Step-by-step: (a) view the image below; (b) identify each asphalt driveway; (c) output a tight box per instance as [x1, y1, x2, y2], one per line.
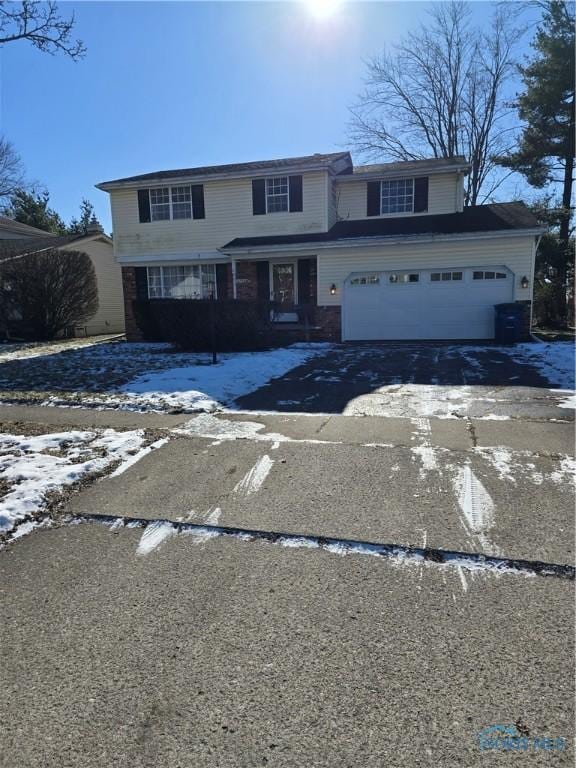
[235, 343, 574, 419]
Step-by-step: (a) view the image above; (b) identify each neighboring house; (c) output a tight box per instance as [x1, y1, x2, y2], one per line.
[0, 216, 56, 239]
[0, 221, 125, 337]
[97, 152, 543, 342]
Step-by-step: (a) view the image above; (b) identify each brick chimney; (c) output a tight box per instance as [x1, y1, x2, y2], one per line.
[85, 215, 104, 235]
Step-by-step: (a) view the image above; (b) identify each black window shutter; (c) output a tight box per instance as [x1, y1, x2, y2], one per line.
[252, 179, 266, 215]
[215, 263, 228, 299]
[366, 181, 381, 216]
[289, 175, 303, 212]
[135, 267, 149, 299]
[414, 177, 429, 212]
[298, 258, 312, 304]
[256, 261, 270, 300]
[137, 189, 151, 223]
[191, 185, 205, 219]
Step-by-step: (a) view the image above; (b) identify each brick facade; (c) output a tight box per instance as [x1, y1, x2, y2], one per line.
[235, 262, 259, 301]
[121, 266, 144, 341]
[121, 260, 342, 343]
[309, 306, 341, 341]
[516, 300, 532, 340]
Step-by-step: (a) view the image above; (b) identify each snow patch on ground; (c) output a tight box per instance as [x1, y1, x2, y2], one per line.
[118, 343, 331, 412]
[475, 447, 516, 483]
[553, 390, 576, 410]
[175, 413, 288, 442]
[452, 463, 498, 555]
[136, 521, 176, 555]
[234, 455, 274, 496]
[410, 417, 442, 478]
[511, 341, 575, 390]
[0, 428, 151, 535]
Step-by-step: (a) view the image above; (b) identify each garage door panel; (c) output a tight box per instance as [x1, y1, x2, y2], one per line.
[343, 268, 513, 341]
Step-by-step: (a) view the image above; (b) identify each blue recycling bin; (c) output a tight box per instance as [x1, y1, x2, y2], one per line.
[494, 303, 524, 344]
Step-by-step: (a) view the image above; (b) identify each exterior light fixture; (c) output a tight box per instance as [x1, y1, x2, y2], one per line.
[330, 283, 337, 295]
[521, 275, 529, 289]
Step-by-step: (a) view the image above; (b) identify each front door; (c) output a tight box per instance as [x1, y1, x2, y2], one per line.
[271, 263, 298, 321]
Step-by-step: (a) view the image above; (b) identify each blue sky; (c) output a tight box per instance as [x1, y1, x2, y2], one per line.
[3, 1, 538, 231]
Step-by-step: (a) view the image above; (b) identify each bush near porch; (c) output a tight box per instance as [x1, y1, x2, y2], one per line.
[133, 299, 275, 351]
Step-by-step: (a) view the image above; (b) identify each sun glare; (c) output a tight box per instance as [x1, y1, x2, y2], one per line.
[305, 0, 341, 20]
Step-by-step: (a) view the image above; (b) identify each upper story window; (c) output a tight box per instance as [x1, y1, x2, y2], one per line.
[266, 177, 289, 213]
[252, 175, 303, 215]
[171, 186, 192, 219]
[138, 185, 205, 223]
[367, 176, 428, 217]
[381, 179, 414, 215]
[150, 187, 171, 221]
[147, 264, 216, 299]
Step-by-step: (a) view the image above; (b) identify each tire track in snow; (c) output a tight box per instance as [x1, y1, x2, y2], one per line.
[453, 463, 499, 555]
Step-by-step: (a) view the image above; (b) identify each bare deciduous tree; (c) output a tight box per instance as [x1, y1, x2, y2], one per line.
[348, 1, 524, 205]
[0, 249, 98, 340]
[0, 137, 25, 199]
[0, 1, 85, 59]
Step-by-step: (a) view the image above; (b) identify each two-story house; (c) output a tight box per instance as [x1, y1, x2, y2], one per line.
[97, 151, 543, 342]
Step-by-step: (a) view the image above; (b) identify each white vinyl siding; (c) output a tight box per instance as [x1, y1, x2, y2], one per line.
[59, 238, 125, 335]
[317, 235, 535, 305]
[147, 264, 216, 299]
[110, 171, 329, 261]
[335, 173, 460, 220]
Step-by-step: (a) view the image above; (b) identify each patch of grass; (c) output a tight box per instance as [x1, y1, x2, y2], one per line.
[532, 327, 576, 342]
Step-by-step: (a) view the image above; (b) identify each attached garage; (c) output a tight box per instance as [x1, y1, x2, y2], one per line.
[343, 267, 514, 341]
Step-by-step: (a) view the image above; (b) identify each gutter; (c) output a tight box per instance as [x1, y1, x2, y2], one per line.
[335, 164, 471, 183]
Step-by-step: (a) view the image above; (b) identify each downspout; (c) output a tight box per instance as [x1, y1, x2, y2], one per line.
[530, 234, 542, 334]
[231, 258, 237, 299]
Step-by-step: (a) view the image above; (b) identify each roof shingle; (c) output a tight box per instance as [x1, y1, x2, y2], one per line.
[223, 203, 542, 250]
[98, 152, 352, 187]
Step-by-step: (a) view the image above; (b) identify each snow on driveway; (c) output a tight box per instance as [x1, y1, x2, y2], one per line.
[343, 342, 575, 419]
[0, 428, 164, 536]
[511, 342, 575, 390]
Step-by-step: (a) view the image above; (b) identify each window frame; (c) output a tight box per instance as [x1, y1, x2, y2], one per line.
[149, 187, 171, 222]
[149, 186, 194, 222]
[473, 270, 508, 281]
[265, 176, 290, 214]
[388, 272, 420, 285]
[146, 264, 217, 300]
[430, 271, 464, 282]
[380, 178, 415, 216]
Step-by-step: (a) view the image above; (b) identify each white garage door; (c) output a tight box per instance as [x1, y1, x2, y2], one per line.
[343, 267, 514, 341]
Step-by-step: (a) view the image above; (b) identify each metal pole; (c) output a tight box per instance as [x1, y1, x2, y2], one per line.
[210, 290, 217, 364]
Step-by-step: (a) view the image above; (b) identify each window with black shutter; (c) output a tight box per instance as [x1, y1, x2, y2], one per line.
[137, 190, 151, 223]
[289, 175, 303, 212]
[252, 179, 266, 215]
[413, 177, 429, 213]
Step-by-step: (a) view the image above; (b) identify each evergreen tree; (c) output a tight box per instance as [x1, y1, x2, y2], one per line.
[500, 1, 575, 323]
[2, 189, 66, 234]
[67, 199, 95, 234]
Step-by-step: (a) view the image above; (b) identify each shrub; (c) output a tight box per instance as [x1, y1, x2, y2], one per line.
[133, 299, 273, 351]
[0, 249, 98, 340]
